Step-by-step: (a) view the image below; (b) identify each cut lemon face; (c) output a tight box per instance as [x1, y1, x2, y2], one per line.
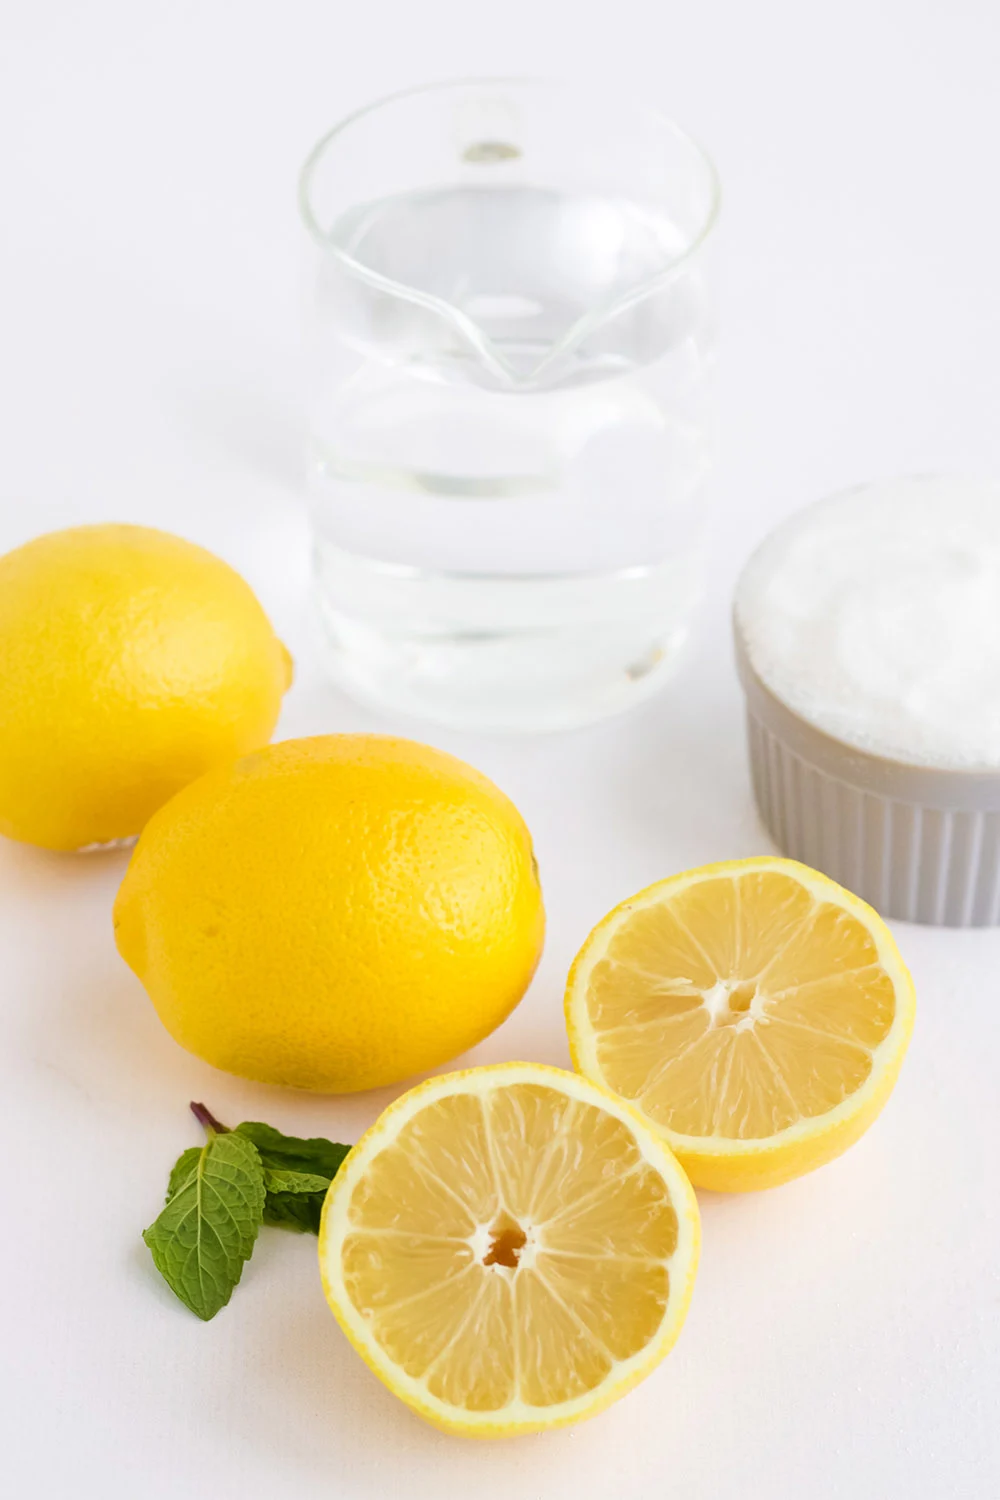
[318, 1063, 699, 1436]
[566, 859, 915, 1192]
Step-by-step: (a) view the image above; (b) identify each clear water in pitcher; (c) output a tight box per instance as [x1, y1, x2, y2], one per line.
[309, 184, 715, 732]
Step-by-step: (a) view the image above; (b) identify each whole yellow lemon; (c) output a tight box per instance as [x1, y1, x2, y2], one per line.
[0, 524, 292, 850]
[113, 735, 545, 1092]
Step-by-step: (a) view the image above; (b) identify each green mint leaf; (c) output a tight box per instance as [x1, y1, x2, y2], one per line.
[262, 1190, 325, 1234]
[262, 1167, 333, 1195]
[143, 1131, 266, 1320]
[260, 1168, 336, 1234]
[165, 1146, 203, 1203]
[235, 1122, 350, 1236]
[233, 1121, 350, 1180]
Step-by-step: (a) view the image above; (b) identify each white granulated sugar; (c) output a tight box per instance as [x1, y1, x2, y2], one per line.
[735, 476, 1000, 770]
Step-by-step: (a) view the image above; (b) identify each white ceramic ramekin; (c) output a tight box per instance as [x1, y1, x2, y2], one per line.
[734, 629, 1000, 926]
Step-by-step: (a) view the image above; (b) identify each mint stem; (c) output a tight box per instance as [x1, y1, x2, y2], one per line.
[190, 1101, 228, 1136]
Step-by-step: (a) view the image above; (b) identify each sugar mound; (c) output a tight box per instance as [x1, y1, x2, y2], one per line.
[735, 476, 1000, 770]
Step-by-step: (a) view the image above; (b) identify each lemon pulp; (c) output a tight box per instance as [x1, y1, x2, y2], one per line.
[319, 1064, 699, 1435]
[566, 859, 915, 1191]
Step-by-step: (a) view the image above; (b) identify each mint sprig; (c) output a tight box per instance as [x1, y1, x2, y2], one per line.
[143, 1103, 351, 1319]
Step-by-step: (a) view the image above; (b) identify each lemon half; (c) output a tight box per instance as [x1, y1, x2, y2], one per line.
[318, 1063, 699, 1436]
[566, 858, 915, 1192]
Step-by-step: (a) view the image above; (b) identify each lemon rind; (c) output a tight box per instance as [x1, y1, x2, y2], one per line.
[565, 858, 916, 1170]
[318, 1061, 700, 1437]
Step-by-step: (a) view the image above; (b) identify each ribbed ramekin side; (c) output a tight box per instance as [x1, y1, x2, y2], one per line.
[745, 708, 1000, 927]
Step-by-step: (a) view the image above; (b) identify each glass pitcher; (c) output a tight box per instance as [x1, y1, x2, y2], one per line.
[299, 79, 719, 732]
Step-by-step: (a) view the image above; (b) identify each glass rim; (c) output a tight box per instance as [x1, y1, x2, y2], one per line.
[297, 77, 720, 387]
[299, 74, 720, 255]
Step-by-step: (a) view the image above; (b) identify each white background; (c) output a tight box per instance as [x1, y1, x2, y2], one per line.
[2, 3, 1000, 1496]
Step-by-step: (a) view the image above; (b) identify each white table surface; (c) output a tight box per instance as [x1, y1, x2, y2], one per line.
[3, 4, 1000, 1496]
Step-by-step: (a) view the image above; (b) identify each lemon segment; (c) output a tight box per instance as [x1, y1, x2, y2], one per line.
[565, 859, 915, 1191]
[318, 1063, 699, 1436]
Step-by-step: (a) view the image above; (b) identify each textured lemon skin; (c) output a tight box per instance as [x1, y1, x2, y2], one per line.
[0, 524, 291, 850]
[566, 858, 917, 1192]
[113, 736, 545, 1092]
[318, 1063, 700, 1438]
